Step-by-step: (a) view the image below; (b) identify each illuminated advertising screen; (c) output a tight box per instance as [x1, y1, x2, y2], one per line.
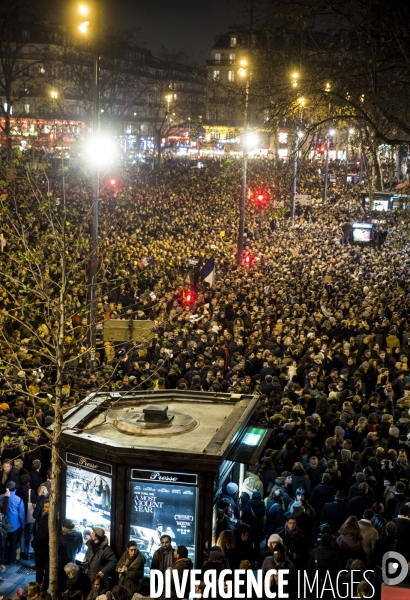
[372, 200, 389, 211]
[65, 453, 112, 561]
[352, 224, 373, 243]
[129, 469, 197, 576]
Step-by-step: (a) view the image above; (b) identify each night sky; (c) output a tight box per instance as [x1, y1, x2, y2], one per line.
[55, 0, 248, 62]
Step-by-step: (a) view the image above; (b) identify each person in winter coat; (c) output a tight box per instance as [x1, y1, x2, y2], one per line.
[259, 457, 277, 497]
[86, 573, 109, 600]
[16, 474, 37, 559]
[116, 541, 146, 596]
[169, 545, 193, 599]
[358, 510, 378, 566]
[62, 563, 92, 600]
[321, 490, 349, 534]
[60, 519, 83, 564]
[83, 527, 117, 582]
[31, 499, 50, 591]
[373, 522, 407, 568]
[310, 473, 336, 520]
[265, 489, 285, 537]
[151, 534, 174, 573]
[267, 543, 296, 599]
[291, 463, 312, 497]
[241, 491, 266, 556]
[0, 481, 25, 564]
[335, 516, 366, 565]
[347, 483, 374, 521]
[276, 514, 309, 572]
[371, 503, 387, 537]
[307, 533, 341, 581]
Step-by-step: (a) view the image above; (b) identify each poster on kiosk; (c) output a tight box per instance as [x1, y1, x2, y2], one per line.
[129, 469, 198, 576]
[65, 453, 113, 561]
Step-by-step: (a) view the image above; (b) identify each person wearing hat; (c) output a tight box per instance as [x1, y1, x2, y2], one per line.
[224, 482, 240, 519]
[83, 527, 117, 583]
[321, 490, 349, 535]
[261, 533, 283, 580]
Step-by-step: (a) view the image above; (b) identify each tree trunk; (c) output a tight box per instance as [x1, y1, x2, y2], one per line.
[372, 149, 383, 191]
[157, 132, 162, 170]
[48, 171, 67, 600]
[5, 111, 12, 162]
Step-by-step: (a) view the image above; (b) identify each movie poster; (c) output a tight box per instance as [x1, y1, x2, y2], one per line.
[66, 465, 112, 561]
[129, 480, 197, 576]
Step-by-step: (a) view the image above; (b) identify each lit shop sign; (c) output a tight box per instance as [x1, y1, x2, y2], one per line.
[66, 452, 112, 475]
[131, 469, 197, 486]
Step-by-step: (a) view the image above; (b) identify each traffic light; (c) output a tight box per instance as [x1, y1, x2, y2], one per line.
[183, 290, 195, 304]
[316, 145, 325, 154]
[253, 190, 269, 206]
[109, 178, 116, 186]
[243, 254, 253, 266]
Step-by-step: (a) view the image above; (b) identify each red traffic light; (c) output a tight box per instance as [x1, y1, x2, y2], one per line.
[110, 178, 116, 185]
[244, 254, 253, 266]
[253, 190, 268, 206]
[183, 290, 195, 304]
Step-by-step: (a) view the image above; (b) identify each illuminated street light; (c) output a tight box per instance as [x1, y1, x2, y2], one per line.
[84, 134, 116, 167]
[79, 4, 88, 15]
[50, 90, 58, 99]
[240, 59, 248, 67]
[349, 128, 355, 134]
[329, 129, 335, 136]
[78, 20, 90, 33]
[243, 131, 258, 148]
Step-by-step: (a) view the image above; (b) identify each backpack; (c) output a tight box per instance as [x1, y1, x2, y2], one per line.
[0, 512, 13, 533]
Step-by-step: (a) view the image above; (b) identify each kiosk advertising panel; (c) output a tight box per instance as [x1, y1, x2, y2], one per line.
[65, 453, 113, 561]
[129, 469, 197, 575]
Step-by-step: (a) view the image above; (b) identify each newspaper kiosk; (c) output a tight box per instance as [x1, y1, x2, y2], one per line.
[60, 390, 268, 571]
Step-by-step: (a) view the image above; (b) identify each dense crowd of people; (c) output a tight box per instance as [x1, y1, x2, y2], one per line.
[1, 156, 410, 598]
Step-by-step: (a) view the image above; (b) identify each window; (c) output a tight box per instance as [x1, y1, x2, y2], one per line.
[24, 104, 30, 114]
[228, 70, 235, 82]
[213, 70, 220, 81]
[230, 36, 237, 47]
[214, 53, 221, 63]
[22, 30, 30, 41]
[229, 53, 236, 62]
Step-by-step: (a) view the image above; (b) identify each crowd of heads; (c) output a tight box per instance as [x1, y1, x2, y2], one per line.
[0, 156, 410, 597]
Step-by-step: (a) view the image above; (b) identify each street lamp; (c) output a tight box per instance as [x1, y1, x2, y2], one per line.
[78, 1, 101, 361]
[237, 59, 251, 266]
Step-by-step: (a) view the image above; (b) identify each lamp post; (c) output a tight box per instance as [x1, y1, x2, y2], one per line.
[78, 1, 101, 360]
[323, 128, 335, 205]
[237, 59, 250, 267]
[345, 128, 354, 187]
[291, 73, 298, 227]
